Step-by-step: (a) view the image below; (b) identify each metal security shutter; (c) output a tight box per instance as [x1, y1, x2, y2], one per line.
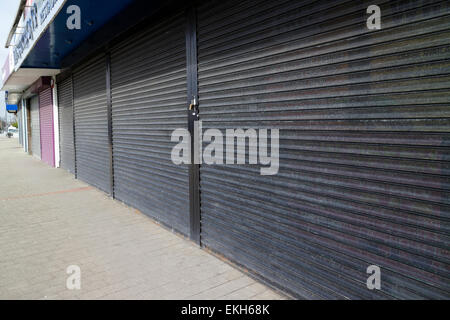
[39, 87, 55, 167]
[58, 76, 75, 174]
[197, 0, 450, 299]
[110, 13, 190, 235]
[73, 54, 111, 193]
[18, 104, 23, 145]
[30, 95, 40, 159]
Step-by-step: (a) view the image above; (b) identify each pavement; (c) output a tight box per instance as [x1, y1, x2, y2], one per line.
[0, 137, 285, 300]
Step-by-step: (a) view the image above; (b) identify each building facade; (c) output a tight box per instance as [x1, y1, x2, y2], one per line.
[1, 0, 449, 299]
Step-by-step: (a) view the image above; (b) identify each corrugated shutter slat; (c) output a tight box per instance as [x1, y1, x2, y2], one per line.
[110, 12, 190, 236]
[30, 96, 40, 158]
[39, 88, 54, 167]
[58, 76, 75, 174]
[73, 55, 111, 193]
[197, 0, 450, 299]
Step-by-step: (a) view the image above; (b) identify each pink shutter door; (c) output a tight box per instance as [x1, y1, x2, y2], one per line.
[39, 88, 55, 167]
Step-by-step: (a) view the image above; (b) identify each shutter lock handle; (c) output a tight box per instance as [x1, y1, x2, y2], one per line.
[189, 97, 198, 114]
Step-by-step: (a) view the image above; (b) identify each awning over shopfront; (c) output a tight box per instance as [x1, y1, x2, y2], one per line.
[1, 0, 137, 94]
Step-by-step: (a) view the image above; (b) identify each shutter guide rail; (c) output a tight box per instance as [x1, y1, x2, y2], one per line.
[106, 52, 115, 198]
[72, 75, 77, 179]
[186, 6, 201, 245]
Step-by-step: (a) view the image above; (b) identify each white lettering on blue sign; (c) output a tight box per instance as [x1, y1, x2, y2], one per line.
[13, 0, 60, 65]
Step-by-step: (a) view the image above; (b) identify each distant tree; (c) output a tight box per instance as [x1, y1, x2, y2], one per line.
[11, 120, 18, 128]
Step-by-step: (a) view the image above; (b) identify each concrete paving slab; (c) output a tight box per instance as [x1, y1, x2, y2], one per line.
[0, 137, 286, 300]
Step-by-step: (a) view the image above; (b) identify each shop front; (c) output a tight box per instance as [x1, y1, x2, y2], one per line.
[1, 0, 449, 299]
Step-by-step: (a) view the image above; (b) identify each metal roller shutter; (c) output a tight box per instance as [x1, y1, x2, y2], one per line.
[18, 104, 23, 145]
[58, 76, 75, 174]
[30, 95, 40, 159]
[110, 13, 190, 236]
[197, 0, 450, 299]
[39, 88, 55, 167]
[73, 54, 111, 194]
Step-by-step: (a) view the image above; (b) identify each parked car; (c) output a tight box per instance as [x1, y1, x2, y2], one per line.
[7, 126, 18, 138]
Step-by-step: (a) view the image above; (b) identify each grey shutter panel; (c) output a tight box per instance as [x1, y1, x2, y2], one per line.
[73, 54, 111, 194]
[110, 13, 190, 236]
[197, 0, 450, 299]
[30, 95, 40, 159]
[58, 76, 75, 174]
[18, 104, 22, 145]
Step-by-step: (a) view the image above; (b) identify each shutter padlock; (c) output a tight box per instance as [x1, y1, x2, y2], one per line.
[189, 97, 197, 110]
[189, 97, 198, 115]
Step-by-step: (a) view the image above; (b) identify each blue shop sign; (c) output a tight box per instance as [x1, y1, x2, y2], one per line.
[6, 104, 18, 112]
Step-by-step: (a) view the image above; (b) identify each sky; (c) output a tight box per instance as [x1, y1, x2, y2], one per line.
[0, 0, 21, 122]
